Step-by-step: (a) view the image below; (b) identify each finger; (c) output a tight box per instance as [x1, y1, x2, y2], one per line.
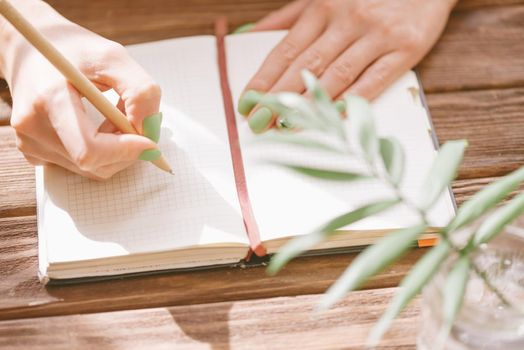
[243, 3, 328, 94]
[21, 137, 130, 181]
[89, 46, 161, 134]
[46, 84, 156, 172]
[252, 0, 311, 31]
[116, 97, 126, 114]
[319, 36, 387, 99]
[15, 133, 69, 162]
[46, 84, 99, 162]
[10, 105, 70, 159]
[268, 26, 357, 94]
[96, 97, 127, 133]
[23, 154, 47, 166]
[98, 119, 119, 134]
[93, 160, 136, 180]
[340, 52, 410, 101]
[21, 145, 103, 180]
[92, 132, 158, 167]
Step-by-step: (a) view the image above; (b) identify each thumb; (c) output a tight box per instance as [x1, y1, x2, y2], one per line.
[94, 132, 161, 166]
[253, 0, 310, 31]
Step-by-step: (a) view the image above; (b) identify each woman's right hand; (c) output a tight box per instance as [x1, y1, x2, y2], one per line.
[1, 0, 161, 180]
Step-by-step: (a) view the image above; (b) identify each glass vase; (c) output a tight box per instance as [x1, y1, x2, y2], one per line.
[417, 218, 524, 350]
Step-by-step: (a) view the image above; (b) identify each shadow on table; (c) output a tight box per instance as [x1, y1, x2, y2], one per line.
[168, 302, 233, 350]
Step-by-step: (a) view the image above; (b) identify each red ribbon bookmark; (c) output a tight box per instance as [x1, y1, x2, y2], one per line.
[215, 17, 267, 258]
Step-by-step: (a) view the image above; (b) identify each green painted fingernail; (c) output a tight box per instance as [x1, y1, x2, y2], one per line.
[238, 90, 263, 116]
[139, 149, 161, 161]
[335, 100, 346, 113]
[143, 112, 163, 143]
[233, 23, 255, 34]
[249, 107, 273, 133]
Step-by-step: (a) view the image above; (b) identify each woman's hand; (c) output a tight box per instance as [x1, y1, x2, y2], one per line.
[241, 0, 457, 132]
[0, 0, 160, 180]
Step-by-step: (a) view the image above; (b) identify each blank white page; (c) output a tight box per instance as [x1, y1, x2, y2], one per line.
[226, 31, 455, 241]
[38, 36, 248, 264]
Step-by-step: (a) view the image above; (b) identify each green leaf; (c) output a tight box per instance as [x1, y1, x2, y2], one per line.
[316, 200, 400, 234]
[379, 137, 405, 185]
[302, 70, 327, 101]
[442, 255, 470, 332]
[345, 95, 378, 159]
[471, 192, 524, 248]
[447, 166, 524, 232]
[301, 70, 344, 136]
[274, 163, 369, 182]
[260, 93, 326, 131]
[267, 200, 400, 275]
[255, 132, 344, 154]
[418, 140, 468, 210]
[368, 240, 451, 346]
[317, 223, 427, 311]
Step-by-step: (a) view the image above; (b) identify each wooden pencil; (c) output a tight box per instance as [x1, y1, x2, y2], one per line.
[0, 0, 173, 174]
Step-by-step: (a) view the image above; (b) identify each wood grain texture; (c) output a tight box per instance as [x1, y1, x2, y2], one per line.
[457, 0, 524, 9]
[1, 1, 523, 102]
[418, 5, 524, 92]
[46, 0, 291, 43]
[0, 127, 35, 217]
[0, 214, 426, 320]
[428, 87, 524, 179]
[0, 288, 420, 350]
[0, 2, 522, 347]
[0, 175, 508, 320]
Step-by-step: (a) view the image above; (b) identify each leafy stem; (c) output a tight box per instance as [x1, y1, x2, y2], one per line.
[261, 71, 524, 346]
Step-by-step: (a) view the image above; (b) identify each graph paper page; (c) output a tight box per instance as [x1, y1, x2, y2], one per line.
[226, 31, 456, 241]
[39, 36, 248, 264]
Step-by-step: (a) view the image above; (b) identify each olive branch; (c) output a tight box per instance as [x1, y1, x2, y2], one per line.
[253, 71, 524, 346]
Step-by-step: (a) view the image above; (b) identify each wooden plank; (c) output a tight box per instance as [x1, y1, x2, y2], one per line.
[0, 174, 506, 320]
[0, 214, 426, 320]
[1, 3, 523, 111]
[45, 1, 524, 92]
[0, 127, 35, 218]
[457, 0, 524, 9]
[46, 0, 292, 43]
[419, 5, 524, 92]
[428, 87, 524, 179]
[0, 288, 420, 349]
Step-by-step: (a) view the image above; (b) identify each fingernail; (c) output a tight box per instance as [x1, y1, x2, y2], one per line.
[232, 23, 255, 34]
[249, 107, 273, 133]
[139, 149, 162, 161]
[238, 90, 263, 116]
[143, 112, 163, 143]
[334, 100, 346, 113]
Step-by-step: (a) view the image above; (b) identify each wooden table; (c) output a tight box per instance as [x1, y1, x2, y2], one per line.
[1, 1, 523, 348]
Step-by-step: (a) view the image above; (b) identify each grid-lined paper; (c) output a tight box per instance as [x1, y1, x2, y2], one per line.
[40, 36, 248, 264]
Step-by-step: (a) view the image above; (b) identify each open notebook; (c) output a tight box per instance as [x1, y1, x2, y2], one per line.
[37, 30, 456, 283]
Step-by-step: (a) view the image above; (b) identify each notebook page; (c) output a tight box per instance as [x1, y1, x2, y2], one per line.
[39, 36, 247, 264]
[226, 31, 455, 241]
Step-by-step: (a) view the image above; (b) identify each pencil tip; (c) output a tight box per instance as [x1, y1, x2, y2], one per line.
[169, 170, 175, 175]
